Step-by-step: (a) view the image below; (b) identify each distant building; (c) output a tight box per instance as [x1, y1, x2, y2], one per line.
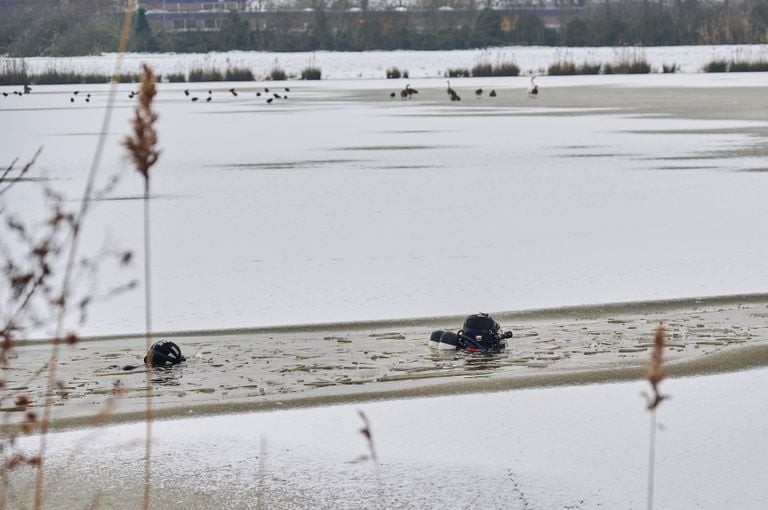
[139, 0, 247, 11]
[145, 5, 586, 33]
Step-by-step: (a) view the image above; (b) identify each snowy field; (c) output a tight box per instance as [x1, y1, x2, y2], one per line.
[6, 44, 768, 78]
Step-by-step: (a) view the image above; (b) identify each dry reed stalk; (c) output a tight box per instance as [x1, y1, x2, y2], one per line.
[255, 436, 268, 510]
[645, 325, 668, 510]
[123, 62, 160, 510]
[124, 65, 159, 185]
[0, 148, 41, 198]
[32, 2, 138, 509]
[646, 326, 667, 411]
[358, 410, 381, 507]
[358, 410, 377, 463]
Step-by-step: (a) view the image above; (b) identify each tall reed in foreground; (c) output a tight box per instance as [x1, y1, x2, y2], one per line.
[358, 410, 381, 508]
[645, 325, 668, 510]
[33, 2, 138, 508]
[123, 63, 160, 510]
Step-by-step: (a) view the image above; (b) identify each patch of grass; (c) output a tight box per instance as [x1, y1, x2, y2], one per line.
[606, 47, 652, 75]
[445, 68, 470, 78]
[603, 60, 651, 74]
[162, 72, 186, 83]
[547, 60, 576, 75]
[0, 59, 28, 85]
[728, 60, 768, 72]
[28, 71, 109, 84]
[224, 67, 255, 81]
[470, 63, 493, 77]
[582, 63, 602, 74]
[661, 63, 680, 73]
[471, 62, 520, 77]
[703, 60, 728, 72]
[548, 61, 601, 75]
[114, 73, 141, 83]
[492, 62, 520, 76]
[300, 66, 322, 80]
[269, 66, 287, 81]
[188, 68, 224, 82]
[386, 67, 403, 79]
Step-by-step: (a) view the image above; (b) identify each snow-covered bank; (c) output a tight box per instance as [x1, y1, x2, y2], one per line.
[5, 44, 768, 79]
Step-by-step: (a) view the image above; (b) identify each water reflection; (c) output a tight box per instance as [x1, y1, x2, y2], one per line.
[462, 351, 504, 371]
[150, 366, 184, 387]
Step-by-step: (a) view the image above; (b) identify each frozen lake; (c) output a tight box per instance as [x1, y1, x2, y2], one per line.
[2, 67, 768, 338]
[9, 366, 768, 509]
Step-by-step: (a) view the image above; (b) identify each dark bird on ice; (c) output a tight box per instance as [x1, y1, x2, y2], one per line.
[489, 89, 497, 97]
[446, 80, 461, 101]
[528, 77, 539, 98]
[400, 84, 418, 99]
[191, 96, 199, 102]
[266, 97, 273, 104]
[229, 88, 237, 97]
[256, 92, 261, 97]
[389, 92, 396, 98]
[475, 88, 483, 97]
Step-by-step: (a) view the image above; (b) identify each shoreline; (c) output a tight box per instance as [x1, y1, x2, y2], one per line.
[4, 293, 768, 432]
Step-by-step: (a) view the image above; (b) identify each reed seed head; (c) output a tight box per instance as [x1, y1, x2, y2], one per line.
[646, 325, 667, 410]
[123, 64, 159, 181]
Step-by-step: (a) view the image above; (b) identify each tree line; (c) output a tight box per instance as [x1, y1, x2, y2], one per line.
[1, 0, 767, 56]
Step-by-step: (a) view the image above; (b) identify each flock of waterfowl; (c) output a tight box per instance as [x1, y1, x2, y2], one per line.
[2, 78, 541, 105]
[392, 77, 540, 101]
[179, 86, 291, 104]
[1, 84, 32, 97]
[0, 84, 291, 105]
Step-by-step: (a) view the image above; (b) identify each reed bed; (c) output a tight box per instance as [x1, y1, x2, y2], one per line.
[445, 68, 470, 78]
[547, 60, 601, 75]
[269, 66, 287, 81]
[161, 72, 186, 83]
[471, 62, 520, 77]
[224, 67, 255, 81]
[188, 68, 224, 82]
[300, 66, 322, 80]
[385, 67, 408, 79]
[0, 65, 270, 85]
[603, 60, 651, 74]
[704, 59, 768, 72]
[0, 59, 28, 85]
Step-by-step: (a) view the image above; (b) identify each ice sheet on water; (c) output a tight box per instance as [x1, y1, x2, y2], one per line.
[13, 368, 768, 509]
[2, 74, 768, 337]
